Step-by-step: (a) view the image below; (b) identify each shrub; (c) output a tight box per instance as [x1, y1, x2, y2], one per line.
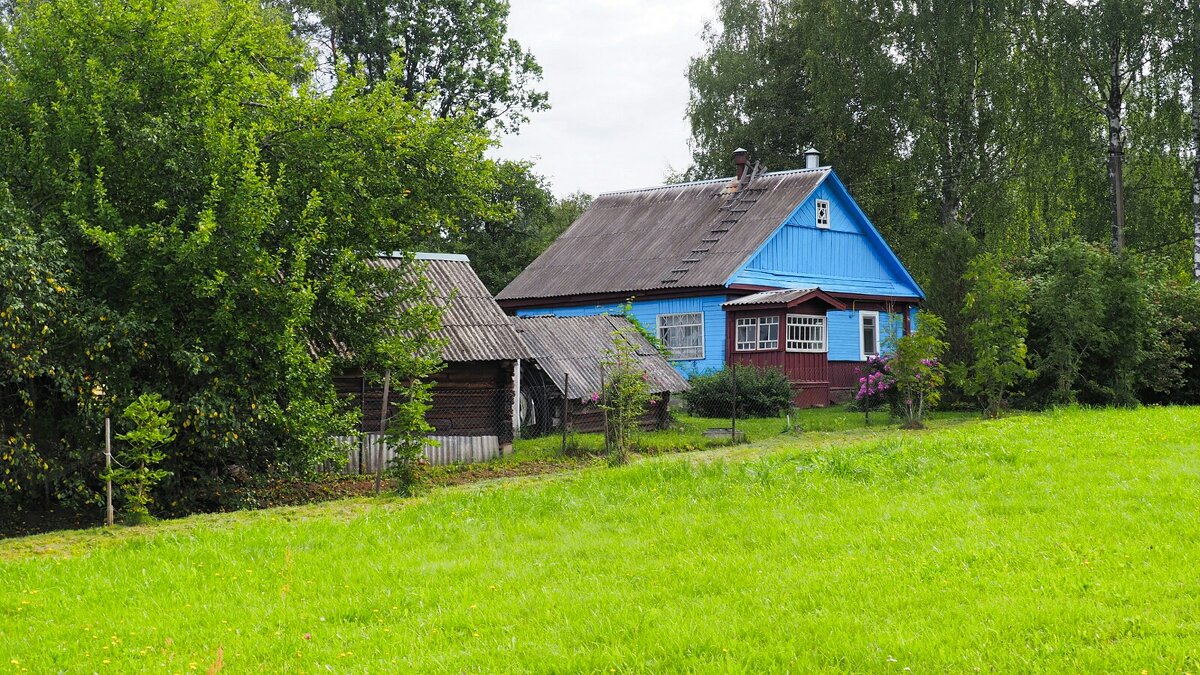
[852, 355, 893, 424]
[106, 393, 176, 524]
[600, 329, 656, 465]
[1022, 240, 1187, 407]
[959, 253, 1033, 418]
[682, 365, 793, 418]
[889, 313, 948, 428]
[384, 384, 434, 497]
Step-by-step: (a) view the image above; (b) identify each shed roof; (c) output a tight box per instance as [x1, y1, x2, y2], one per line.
[375, 253, 530, 363]
[722, 287, 847, 310]
[496, 168, 830, 302]
[514, 315, 689, 400]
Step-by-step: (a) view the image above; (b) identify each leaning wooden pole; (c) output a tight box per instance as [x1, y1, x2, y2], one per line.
[375, 370, 391, 496]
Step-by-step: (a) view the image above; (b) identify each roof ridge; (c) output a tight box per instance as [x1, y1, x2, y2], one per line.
[598, 166, 830, 197]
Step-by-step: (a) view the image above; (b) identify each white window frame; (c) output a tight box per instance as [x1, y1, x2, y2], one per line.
[735, 317, 759, 352]
[758, 316, 779, 350]
[860, 310, 880, 360]
[656, 312, 705, 361]
[815, 199, 831, 229]
[786, 314, 827, 353]
[735, 316, 781, 351]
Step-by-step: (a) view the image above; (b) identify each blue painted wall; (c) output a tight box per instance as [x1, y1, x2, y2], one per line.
[728, 174, 924, 298]
[516, 295, 728, 376]
[828, 310, 905, 362]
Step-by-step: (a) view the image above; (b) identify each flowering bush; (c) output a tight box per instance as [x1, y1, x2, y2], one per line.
[853, 355, 893, 424]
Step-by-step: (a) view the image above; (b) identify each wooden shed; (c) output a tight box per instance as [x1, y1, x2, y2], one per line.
[512, 315, 689, 435]
[336, 253, 530, 468]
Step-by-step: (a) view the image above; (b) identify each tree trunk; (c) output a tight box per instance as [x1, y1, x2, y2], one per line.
[1106, 41, 1127, 253]
[1192, 0, 1200, 280]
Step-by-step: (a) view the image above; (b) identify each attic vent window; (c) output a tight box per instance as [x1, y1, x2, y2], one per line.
[815, 199, 831, 229]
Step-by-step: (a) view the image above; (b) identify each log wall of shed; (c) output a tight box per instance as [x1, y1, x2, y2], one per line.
[336, 361, 516, 442]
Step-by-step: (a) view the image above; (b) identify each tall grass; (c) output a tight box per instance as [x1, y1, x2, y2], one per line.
[2, 407, 1198, 672]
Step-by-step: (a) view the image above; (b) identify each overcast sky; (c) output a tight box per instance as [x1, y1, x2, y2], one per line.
[490, 0, 718, 198]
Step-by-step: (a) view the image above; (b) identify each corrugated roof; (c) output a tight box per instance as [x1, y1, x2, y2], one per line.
[375, 254, 530, 362]
[496, 168, 829, 302]
[723, 288, 820, 307]
[514, 315, 690, 400]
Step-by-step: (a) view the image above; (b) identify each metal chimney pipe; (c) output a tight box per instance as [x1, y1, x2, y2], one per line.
[804, 147, 821, 170]
[733, 148, 749, 180]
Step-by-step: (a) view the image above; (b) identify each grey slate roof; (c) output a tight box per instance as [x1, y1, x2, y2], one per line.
[375, 253, 530, 363]
[496, 168, 830, 302]
[514, 315, 689, 400]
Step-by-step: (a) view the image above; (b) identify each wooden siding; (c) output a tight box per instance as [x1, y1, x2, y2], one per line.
[338, 361, 515, 443]
[829, 361, 862, 402]
[516, 295, 728, 375]
[724, 306, 832, 407]
[564, 393, 672, 434]
[727, 172, 924, 298]
[827, 310, 907, 361]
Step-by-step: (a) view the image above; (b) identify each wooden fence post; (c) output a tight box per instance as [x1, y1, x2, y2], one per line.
[561, 372, 569, 455]
[731, 364, 738, 442]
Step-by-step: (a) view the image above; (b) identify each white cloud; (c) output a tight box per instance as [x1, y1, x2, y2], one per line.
[490, 0, 717, 197]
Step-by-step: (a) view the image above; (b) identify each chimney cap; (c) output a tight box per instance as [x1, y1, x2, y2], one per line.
[804, 147, 821, 169]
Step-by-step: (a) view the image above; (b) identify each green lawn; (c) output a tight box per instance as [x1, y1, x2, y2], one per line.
[2, 407, 1199, 672]
[505, 406, 974, 460]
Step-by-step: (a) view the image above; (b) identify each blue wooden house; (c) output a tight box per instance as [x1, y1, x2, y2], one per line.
[496, 149, 924, 406]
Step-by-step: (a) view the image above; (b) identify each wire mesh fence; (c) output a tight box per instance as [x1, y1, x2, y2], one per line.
[332, 365, 800, 473]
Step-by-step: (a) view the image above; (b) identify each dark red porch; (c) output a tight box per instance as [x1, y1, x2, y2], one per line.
[722, 288, 847, 408]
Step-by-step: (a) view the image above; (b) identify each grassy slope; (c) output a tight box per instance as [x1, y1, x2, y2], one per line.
[2, 407, 1199, 672]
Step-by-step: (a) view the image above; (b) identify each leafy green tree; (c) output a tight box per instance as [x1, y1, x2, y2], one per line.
[430, 162, 589, 294]
[959, 254, 1033, 417]
[600, 329, 655, 465]
[888, 313, 948, 428]
[0, 0, 497, 508]
[1024, 240, 1110, 404]
[107, 393, 175, 523]
[289, 0, 547, 132]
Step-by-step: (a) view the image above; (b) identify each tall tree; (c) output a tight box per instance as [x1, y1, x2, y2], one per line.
[1188, 2, 1200, 278]
[1043, 0, 1171, 252]
[429, 162, 591, 293]
[288, 0, 547, 132]
[0, 0, 498, 508]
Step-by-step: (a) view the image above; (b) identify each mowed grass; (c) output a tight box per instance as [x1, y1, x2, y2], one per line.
[2, 407, 1199, 672]
[506, 406, 973, 460]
